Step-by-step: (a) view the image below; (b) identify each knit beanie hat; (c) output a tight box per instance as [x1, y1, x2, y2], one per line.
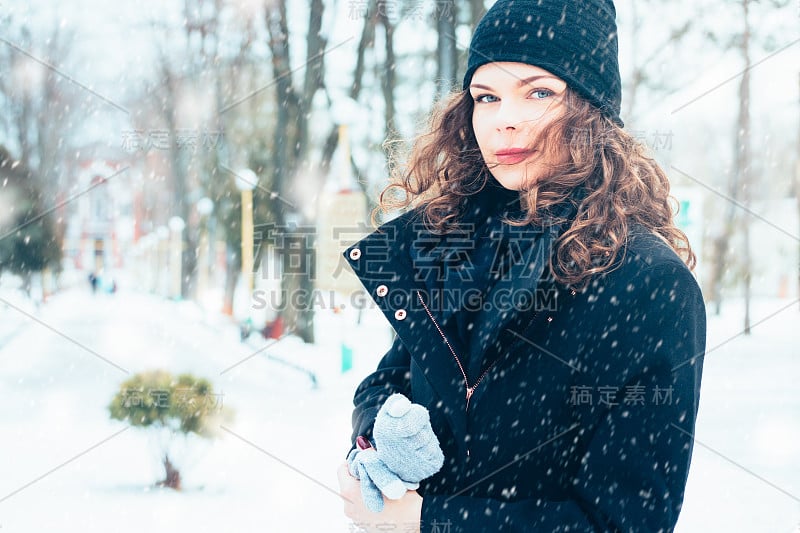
[463, 0, 624, 127]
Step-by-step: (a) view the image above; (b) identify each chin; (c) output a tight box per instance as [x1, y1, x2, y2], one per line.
[491, 162, 551, 191]
[490, 170, 529, 191]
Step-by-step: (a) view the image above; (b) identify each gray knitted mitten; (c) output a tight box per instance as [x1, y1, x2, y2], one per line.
[347, 393, 444, 512]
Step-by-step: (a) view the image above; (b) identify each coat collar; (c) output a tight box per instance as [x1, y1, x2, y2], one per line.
[343, 209, 471, 451]
[343, 206, 562, 453]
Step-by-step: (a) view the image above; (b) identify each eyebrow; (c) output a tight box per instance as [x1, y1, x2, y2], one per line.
[469, 75, 561, 91]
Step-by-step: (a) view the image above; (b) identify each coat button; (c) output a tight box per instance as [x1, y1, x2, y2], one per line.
[394, 309, 407, 321]
[376, 285, 388, 297]
[349, 248, 361, 260]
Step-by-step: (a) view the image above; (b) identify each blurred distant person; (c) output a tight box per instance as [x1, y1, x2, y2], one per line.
[88, 272, 98, 294]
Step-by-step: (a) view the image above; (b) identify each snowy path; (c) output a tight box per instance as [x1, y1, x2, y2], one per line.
[0, 287, 373, 532]
[0, 288, 798, 532]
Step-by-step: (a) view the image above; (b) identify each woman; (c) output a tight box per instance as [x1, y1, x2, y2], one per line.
[337, 0, 705, 531]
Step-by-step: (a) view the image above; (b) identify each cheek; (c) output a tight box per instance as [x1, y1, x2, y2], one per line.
[472, 115, 490, 153]
[533, 116, 567, 157]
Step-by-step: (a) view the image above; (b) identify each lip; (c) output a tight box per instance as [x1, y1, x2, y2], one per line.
[494, 148, 533, 165]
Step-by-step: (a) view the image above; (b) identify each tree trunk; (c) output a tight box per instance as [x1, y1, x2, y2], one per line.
[300, 0, 327, 158]
[378, 3, 397, 143]
[352, 1, 376, 100]
[467, 0, 486, 28]
[222, 242, 240, 316]
[436, 0, 457, 99]
[319, 0, 376, 177]
[796, 72, 800, 310]
[159, 60, 197, 299]
[709, 4, 752, 317]
[265, 0, 326, 344]
[739, 0, 752, 334]
[201, 1, 238, 311]
[22, 271, 32, 297]
[158, 454, 182, 490]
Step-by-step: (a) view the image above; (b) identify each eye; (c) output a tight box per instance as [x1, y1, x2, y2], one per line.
[530, 89, 555, 99]
[473, 94, 499, 104]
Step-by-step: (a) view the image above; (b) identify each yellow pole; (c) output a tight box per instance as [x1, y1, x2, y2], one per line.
[338, 124, 350, 189]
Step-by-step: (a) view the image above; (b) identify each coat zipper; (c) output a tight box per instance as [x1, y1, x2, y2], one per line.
[414, 287, 573, 457]
[416, 290, 541, 458]
[415, 290, 528, 413]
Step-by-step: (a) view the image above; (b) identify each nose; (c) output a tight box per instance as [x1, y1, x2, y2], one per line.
[495, 101, 521, 131]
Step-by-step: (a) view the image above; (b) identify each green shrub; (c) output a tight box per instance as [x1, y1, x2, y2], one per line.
[109, 370, 229, 489]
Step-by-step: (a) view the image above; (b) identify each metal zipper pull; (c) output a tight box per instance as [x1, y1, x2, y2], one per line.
[466, 386, 475, 458]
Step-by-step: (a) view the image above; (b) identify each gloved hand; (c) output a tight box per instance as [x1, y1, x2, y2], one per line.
[347, 393, 444, 513]
[346, 446, 420, 512]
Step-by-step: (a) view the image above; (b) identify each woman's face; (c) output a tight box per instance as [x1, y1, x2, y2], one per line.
[469, 62, 568, 191]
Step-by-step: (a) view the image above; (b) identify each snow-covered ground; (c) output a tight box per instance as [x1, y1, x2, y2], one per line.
[0, 286, 381, 532]
[0, 286, 798, 532]
[0, 285, 39, 349]
[678, 298, 800, 532]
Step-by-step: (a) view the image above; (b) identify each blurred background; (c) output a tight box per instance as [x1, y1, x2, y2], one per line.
[0, 0, 798, 531]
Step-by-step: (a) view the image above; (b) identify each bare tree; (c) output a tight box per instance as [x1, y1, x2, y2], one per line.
[137, 0, 276, 313]
[155, 52, 197, 298]
[704, 0, 755, 329]
[265, 0, 328, 343]
[318, 0, 376, 188]
[701, 0, 794, 321]
[736, 0, 753, 333]
[623, 0, 692, 123]
[796, 72, 800, 309]
[0, 21, 76, 282]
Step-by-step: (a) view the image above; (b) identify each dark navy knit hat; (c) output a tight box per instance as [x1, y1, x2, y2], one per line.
[463, 0, 624, 127]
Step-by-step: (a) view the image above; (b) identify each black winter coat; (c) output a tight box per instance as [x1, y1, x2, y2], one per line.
[343, 204, 706, 532]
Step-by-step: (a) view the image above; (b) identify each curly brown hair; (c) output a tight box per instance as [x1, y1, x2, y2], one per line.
[374, 89, 696, 290]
